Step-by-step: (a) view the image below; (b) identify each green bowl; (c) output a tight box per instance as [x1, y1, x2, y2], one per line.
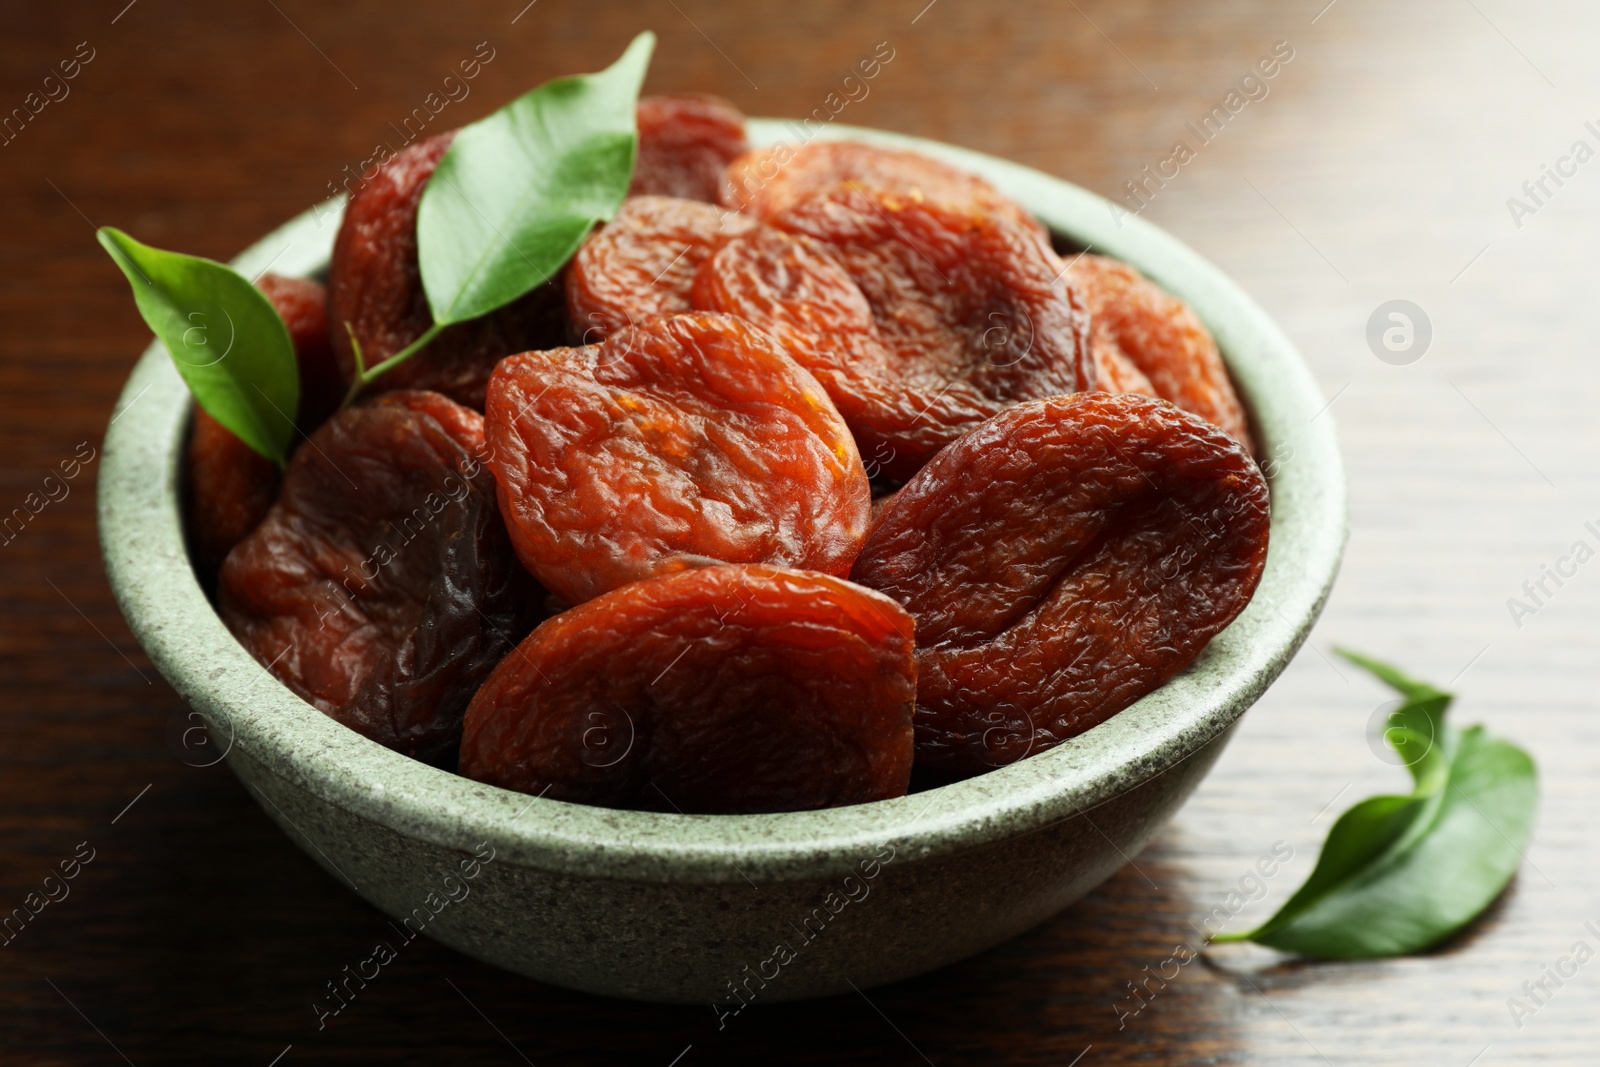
[97, 121, 1345, 1004]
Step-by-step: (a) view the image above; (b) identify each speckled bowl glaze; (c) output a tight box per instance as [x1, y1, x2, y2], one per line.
[98, 121, 1345, 1004]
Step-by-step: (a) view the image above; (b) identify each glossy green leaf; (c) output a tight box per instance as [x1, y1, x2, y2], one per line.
[98, 227, 298, 466]
[1335, 648, 1451, 705]
[1338, 647, 1454, 789]
[1214, 651, 1538, 959]
[416, 31, 654, 328]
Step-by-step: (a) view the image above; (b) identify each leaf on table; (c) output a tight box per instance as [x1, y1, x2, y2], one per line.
[1337, 645, 1454, 787]
[98, 227, 299, 466]
[1213, 650, 1538, 959]
[416, 30, 655, 328]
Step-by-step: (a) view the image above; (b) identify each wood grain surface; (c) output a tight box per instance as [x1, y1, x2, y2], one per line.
[2, 0, 1596, 1063]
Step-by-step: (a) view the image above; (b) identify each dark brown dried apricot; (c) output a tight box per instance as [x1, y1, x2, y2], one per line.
[1064, 253, 1253, 451]
[185, 274, 344, 578]
[564, 195, 751, 343]
[484, 312, 870, 606]
[459, 564, 915, 813]
[185, 408, 278, 580]
[218, 390, 536, 763]
[255, 272, 342, 432]
[631, 94, 749, 203]
[693, 187, 1093, 479]
[328, 132, 566, 410]
[720, 140, 1043, 236]
[851, 392, 1269, 777]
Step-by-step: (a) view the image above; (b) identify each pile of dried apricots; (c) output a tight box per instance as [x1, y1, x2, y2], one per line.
[192, 94, 1270, 814]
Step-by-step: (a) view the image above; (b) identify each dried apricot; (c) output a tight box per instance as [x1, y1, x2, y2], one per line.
[218, 390, 537, 763]
[693, 187, 1093, 479]
[185, 408, 277, 580]
[484, 312, 870, 606]
[851, 392, 1269, 776]
[185, 274, 343, 578]
[720, 140, 1043, 236]
[459, 564, 915, 813]
[564, 195, 751, 343]
[254, 272, 342, 432]
[1091, 334, 1157, 397]
[1064, 253, 1253, 451]
[631, 94, 749, 203]
[328, 133, 566, 410]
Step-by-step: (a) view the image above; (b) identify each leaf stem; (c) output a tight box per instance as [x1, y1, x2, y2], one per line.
[344, 321, 366, 377]
[339, 321, 445, 410]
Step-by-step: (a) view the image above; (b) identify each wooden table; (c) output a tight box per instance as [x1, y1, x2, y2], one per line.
[3, 0, 1594, 1062]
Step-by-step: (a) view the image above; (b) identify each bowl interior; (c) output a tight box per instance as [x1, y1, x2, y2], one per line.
[97, 119, 1346, 883]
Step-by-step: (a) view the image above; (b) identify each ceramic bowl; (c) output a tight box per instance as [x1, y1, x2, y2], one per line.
[97, 120, 1345, 1004]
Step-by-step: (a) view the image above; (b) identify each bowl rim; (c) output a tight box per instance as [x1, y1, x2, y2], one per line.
[97, 118, 1346, 884]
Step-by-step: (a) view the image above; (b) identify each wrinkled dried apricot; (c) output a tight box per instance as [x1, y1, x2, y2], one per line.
[185, 274, 344, 578]
[852, 392, 1269, 776]
[328, 133, 566, 410]
[185, 409, 277, 581]
[485, 312, 870, 606]
[218, 390, 537, 763]
[631, 94, 749, 203]
[459, 564, 915, 813]
[693, 187, 1093, 479]
[255, 272, 343, 432]
[564, 195, 751, 343]
[1064, 254, 1253, 451]
[1091, 335, 1157, 397]
[720, 140, 1043, 236]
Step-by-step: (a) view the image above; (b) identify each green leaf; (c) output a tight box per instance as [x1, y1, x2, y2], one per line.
[1215, 652, 1538, 959]
[1336, 648, 1454, 789]
[1211, 792, 1431, 948]
[1335, 647, 1450, 705]
[99, 227, 298, 466]
[416, 31, 654, 328]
